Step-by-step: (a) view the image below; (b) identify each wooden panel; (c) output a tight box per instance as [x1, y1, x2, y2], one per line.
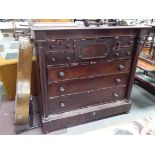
[74, 38, 112, 61]
[48, 86, 126, 114]
[48, 73, 128, 97]
[47, 60, 131, 82]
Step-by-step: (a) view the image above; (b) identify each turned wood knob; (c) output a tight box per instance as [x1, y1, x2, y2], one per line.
[91, 112, 96, 116]
[116, 78, 121, 83]
[59, 87, 65, 92]
[128, 41, 133, 44]
[60, 102, 65, 108]
[118, 65, 125, 70]
[115, 52, 120, 56]
[126, 52, 131, 56]
[116, 41, 121, 46]
[66, 44, 71, 48]
[50, 44, 55, 49]
[113, 93, 119, 98]
[66, 56, 71, 61]
[59, 72, 65, 78]
[51, 57, 55, 62]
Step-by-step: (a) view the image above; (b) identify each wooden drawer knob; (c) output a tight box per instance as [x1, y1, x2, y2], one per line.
[118, 65, 125, 70]
[50, 45, 55, 49]
[128, 41, 133, 44]
[116, 78, 121, 83]
[126, 52, 131, 56]
[59, 87, 65, 92]
[59, 72, 65, 78]
[113, 93, 119, 98]
[66, 56, 71, 61]
[51, 57, 56, 62]
[115, 52, 120, 57]
[91, 112, 96, 116]
[60, 102, 65, 108]
[66, 44, 71, 48]
[116, 41, 121, 46]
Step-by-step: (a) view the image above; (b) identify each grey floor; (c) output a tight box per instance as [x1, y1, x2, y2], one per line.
[0, 84, 155, 135]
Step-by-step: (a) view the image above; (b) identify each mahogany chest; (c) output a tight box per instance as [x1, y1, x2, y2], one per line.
[30, 24, 150, 133]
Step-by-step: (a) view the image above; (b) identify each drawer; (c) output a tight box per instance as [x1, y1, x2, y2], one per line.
[48, 73, 128, 97]
[48, 86, 126, 114]
[43, 101, 131, 133]
[46, 39, 73, 51]
[47, 60, 131, 82]
[45, 51, 75, 66]
[112, 47, 133, 59]
[74, 38, 112, 62]
[114, 36, 135, 47]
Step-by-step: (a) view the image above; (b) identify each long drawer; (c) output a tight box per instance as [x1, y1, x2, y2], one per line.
[48, 86, 126, 114]
[47, 60, 131, 82]
[43, 100, 132, 133]
[48, 73, 128, 98]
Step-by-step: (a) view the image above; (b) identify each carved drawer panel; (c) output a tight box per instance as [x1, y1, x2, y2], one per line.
[45, 50, 75, 66]
[48, 86, 126, 114]
[46, 39, 74, 51]
[47, 60, 131, 82]
[48, 73, 128, 98]
[74, 38, 112, 62]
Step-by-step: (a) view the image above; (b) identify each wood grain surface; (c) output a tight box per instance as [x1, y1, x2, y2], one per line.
[15, 37, 33, 124]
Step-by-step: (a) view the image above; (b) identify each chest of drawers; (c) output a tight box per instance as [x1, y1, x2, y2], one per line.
[30, 24, 149, 133]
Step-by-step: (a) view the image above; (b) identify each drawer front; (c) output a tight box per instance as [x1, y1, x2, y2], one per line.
[43, 101, 131, 133]
[47, 60, 131, 82]
[114, 36, 135, 47]
[74, 38, 112, 61]
[45, 51, 75, 66]
[48, 73, 128, 97]
[112, 47, 133, 59]
[48, 86, 125, 114]
[46, 39, 74, 51]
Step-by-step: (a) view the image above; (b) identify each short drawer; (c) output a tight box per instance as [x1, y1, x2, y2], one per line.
[46, 39, 73, 51]
[48, 86, 126, 114]
[48, 73, 128, 97]
[45, 51, 75, 66]
[47, 60, 131, 82]
[114, 36, 135, 47]
[112, 47, 133, 59]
